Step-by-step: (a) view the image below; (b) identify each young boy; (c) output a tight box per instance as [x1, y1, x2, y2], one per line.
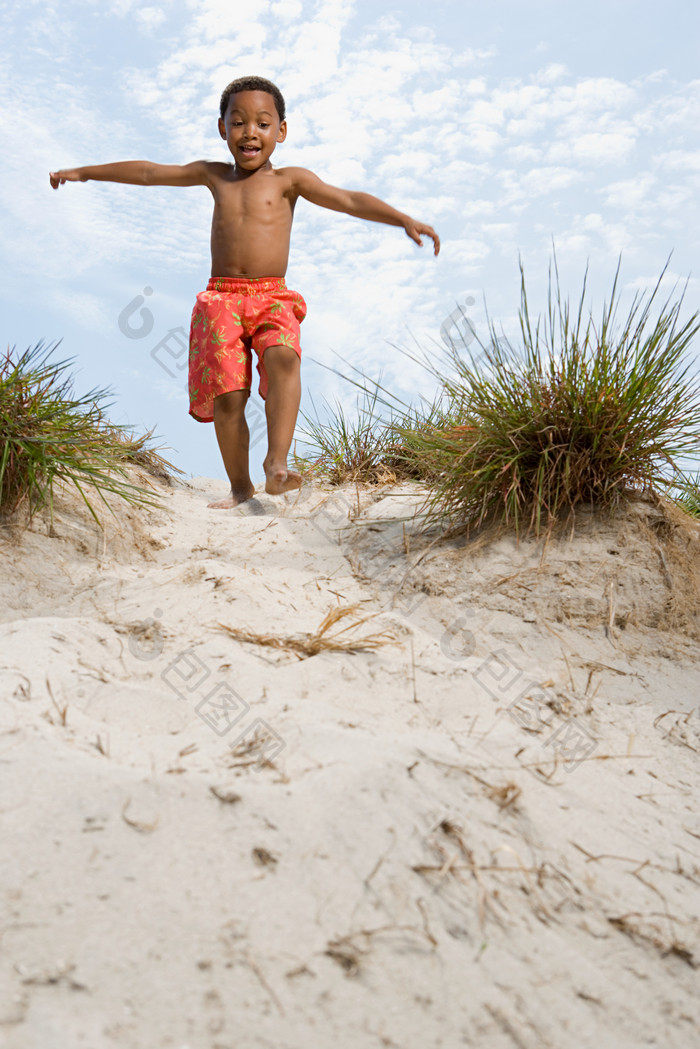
[50, 75, 440, 508]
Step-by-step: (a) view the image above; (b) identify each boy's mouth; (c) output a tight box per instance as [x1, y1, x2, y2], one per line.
[240, 145, 261, 157]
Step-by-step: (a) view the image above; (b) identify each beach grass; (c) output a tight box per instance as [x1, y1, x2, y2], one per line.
[296, 255, 700, 536]
[673, 472, 700, 519]
[0, 340, 181, 528]
[294, 375, 458, 486]
[294, 382, 398, 484]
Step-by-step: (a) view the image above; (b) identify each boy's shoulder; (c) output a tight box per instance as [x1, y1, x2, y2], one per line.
[274, 165, 316, 180]
[200, 159, 234, 179]
[273, 165, 323, 195]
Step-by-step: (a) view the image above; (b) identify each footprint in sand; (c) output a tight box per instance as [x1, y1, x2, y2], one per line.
[236, 497, 267, 516]
[128, 609, 165, 661]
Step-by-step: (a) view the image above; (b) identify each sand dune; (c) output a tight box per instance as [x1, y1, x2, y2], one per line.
[1, 471, 699, 1048]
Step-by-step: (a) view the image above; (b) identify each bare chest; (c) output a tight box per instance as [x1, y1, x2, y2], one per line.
[213, 178, 292, 228]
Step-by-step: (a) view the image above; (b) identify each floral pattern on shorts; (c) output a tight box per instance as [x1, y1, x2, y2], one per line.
[188, 276, 307, 423]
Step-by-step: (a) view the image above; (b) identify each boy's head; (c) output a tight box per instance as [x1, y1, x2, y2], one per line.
[218, 76, 287, 171]
[219, 76, 285, 123]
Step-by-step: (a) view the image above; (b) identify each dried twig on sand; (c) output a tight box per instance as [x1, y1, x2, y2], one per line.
[416, 750, 522, 809]
[607, 912, 697, 968]
[45, 677, 68, 726]
[216, 603, 400, 659]
[324, 923, 437, 977]
[121, 796, 159, 833]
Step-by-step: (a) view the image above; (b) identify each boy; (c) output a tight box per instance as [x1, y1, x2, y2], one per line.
[50, 75, 440, 508]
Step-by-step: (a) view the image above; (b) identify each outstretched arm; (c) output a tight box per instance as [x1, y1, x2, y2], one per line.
[49, 160, 212, 190]
[290, 168, 440, 255]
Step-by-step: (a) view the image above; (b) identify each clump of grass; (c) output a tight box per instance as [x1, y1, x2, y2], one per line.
[294, 384, 389, 483]
[0, 340, 180, 527]
[295, 382, 415, 484]
[306, 256, 700, 537]
[96, 420, 182, 484]
[673, 473, 700, 519]
[380, 392, 465, 484]
[294, 366, 462, 486]
[297, 255, 700, 538]
[409, 256, 700, 536]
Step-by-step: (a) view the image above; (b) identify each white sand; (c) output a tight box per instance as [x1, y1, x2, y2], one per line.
[1, 471, 699, 1049]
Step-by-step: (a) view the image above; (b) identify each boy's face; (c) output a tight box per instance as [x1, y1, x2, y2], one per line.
[218, 90, 286, 171]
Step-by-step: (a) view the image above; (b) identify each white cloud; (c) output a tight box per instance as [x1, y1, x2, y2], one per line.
[45, 288, 113, 333]
[534, 63, 568, 85]
[657, 149, 700, 173]
[110, 0, 139, 14]
[134, 7, 167, 32]
[270, 0, 303, 20]
[603, 174, 657, 209]
[548, 130, 637, 166]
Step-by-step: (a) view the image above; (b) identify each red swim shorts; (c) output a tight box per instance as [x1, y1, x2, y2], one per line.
[188, 276, 307, 423]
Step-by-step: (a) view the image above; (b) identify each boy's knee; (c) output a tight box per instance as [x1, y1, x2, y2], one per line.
[213, 388, 250, 418]
[263, 344, 300, 370]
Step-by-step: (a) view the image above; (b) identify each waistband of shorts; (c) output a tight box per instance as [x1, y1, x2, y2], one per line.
[206, 276, 287, 293]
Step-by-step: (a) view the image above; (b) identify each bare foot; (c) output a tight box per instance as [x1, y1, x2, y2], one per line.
[264, 462, 302, 495]
[207, 483, 256, 509]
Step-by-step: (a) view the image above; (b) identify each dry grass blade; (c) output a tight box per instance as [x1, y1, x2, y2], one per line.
[487, 781, 522, 809]
[416, 750, 523, 808]
[45, 677, 68, 726]
[121, 797, 159, 833]
[324, 923, 436, 977]
[607, 912, 697, 968]
[216, 603, 400, 658]
[209, 786, 242, 804]
[243, 951, 285, 1015]
[324, 937, 367, 976]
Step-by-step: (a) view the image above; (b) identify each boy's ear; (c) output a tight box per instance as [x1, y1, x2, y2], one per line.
[218, 117, 227, 140]
[277, 120, 287, 143]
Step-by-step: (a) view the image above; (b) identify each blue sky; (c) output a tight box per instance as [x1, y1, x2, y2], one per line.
[2, 0, 699, 486]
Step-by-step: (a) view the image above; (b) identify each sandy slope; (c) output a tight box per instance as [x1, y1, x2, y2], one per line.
[1, 471, 699, 1049]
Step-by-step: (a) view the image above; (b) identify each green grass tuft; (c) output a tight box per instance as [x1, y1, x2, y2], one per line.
[673, 472, 700, 519]
[418, 256, 700, 535]
[298, 255, 700, 537]
[0, 340, 181, 528]
[294, 380, 453, 485]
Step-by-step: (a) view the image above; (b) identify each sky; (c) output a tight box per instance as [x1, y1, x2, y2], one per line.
[2, 0, 699, 486]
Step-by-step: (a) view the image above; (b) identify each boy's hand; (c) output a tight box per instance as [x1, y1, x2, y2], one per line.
[49, 169, 85, 189]
[404, 219, 440, 256]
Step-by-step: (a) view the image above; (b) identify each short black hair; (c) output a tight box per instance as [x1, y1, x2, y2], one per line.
[219, 76, 286, 122]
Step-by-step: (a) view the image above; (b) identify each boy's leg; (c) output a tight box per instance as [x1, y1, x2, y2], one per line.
[261, 344, 302, 495]
[209, 389, 256, 508]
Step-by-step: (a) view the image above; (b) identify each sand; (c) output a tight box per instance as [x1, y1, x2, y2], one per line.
[1, 470, 699, 1049]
